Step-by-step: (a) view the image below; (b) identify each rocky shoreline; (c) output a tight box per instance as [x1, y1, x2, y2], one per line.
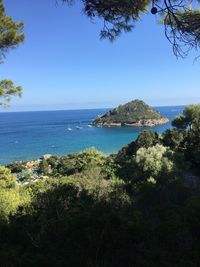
[93, 118, 169, 127]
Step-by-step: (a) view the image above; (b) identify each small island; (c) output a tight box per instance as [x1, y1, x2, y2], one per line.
[92, 99, 169, 127]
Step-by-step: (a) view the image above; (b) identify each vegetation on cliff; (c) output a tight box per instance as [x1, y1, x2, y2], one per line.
[92, 99, 169, 126]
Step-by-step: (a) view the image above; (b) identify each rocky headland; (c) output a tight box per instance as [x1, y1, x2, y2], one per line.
[92, 100, 169, 127]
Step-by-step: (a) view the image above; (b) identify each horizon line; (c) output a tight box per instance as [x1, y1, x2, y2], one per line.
[0, 103, 188, 114]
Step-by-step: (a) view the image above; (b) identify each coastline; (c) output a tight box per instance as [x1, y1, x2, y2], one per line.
[93, 118, 169, 127]
[4, 149, 117, 167]
[0, 106, 184, 166]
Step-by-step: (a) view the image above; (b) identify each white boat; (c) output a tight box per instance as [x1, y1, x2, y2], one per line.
[87, 124, 92, 128]
[66, 127, 72, 131]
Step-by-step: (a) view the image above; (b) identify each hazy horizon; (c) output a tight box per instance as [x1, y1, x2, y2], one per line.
[1, 98, 199, 113]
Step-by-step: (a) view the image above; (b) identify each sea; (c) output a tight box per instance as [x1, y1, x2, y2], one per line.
[0, 106, 185, 165]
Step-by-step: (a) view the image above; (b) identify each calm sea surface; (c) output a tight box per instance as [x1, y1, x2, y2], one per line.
[0, 106, 184, 165]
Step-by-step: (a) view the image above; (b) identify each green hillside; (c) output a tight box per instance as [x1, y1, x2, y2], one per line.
[93, 99, 168, 126]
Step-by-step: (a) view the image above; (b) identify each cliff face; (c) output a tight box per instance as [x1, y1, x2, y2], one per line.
[92, 100, 169, 127]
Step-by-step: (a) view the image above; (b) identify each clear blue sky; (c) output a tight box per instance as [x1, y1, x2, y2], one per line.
[1, 0, 200, 111]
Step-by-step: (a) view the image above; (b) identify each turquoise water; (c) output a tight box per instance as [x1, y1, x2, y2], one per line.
[0, 106, 184, 165]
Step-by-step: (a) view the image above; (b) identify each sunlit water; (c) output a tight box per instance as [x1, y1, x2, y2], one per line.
[0, 106, 184, 165]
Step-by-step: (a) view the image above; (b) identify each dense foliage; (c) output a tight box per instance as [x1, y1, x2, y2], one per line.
[0, 105, 199, 266]
[93, 99, 166, 125]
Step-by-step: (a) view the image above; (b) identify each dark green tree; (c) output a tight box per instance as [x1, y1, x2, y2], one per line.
[0, 0, 24, 106]
[116, 130, 160, 163]
[172, 105, 200, 169]
[7, 161, 26, 173]
[163, 129, 185, 150]
[135, 130, 160, 150]
[172, 105, 200, 130]
[38, 159, 50, 175]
